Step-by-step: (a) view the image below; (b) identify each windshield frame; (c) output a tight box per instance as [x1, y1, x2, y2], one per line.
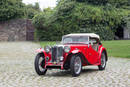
[61, 36, 90, 44]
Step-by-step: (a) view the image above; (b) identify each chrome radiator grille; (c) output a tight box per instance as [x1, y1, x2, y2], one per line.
[51, 46, 63, 62]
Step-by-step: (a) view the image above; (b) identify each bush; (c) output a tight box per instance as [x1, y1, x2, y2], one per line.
[32, 8, 56, 41]
[24, 3, 41, 19]
[76, 0, 129, 7]
[33, 0, 130, 41]
[0, 0, 24, 21]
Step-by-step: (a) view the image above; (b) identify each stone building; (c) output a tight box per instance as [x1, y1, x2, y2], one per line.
[0, 19, 35, 41]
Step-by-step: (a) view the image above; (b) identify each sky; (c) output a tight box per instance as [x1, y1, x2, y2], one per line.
[22, 0, 57, 9]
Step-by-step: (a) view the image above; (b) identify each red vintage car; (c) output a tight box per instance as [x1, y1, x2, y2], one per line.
[34, 33, 108, 77]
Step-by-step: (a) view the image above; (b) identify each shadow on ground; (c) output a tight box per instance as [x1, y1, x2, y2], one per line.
[44, 68, 99, 77]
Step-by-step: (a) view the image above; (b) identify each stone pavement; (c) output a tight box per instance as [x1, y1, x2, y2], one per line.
[0, 42, 130, 87]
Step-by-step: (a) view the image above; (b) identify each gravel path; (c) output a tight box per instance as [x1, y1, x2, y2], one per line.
[0, 42, 130, 87]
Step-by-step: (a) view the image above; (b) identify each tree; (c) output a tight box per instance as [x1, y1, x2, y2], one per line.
[32, 7, 54, 40]
[34, 2, 40, 11]
[24, 2, 41, 19]
[0, 0, 24, 21]
[33, 0, 130, 41]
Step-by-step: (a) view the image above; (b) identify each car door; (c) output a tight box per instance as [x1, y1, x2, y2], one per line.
[83, 44, 98, 64]
[88, 44, 99, 64]
[83, 38, 99, 64]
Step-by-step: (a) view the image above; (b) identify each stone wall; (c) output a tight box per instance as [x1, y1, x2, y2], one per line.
[0, 19, 34, 41]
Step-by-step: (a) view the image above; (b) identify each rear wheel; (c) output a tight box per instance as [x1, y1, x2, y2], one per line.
[98, 52, 106, 70]
[34, 53, 47, 75]
[70, 55, 82, 77]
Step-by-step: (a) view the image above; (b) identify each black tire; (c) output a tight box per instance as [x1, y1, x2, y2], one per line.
[98, 52, 106, 70]
[70, 54, 82, 77]
[34, 53, 47, 75]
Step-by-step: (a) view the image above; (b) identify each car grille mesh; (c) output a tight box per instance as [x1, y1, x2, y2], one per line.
[51, 46, 63, 62]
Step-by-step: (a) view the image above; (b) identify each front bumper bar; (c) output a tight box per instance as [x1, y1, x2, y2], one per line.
[45, 62, 64, 70]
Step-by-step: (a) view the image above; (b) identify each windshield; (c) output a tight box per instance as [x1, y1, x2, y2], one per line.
[62, 36, 89, 44]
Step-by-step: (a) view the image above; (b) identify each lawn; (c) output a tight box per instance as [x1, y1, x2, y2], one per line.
[40, 40, 130, 58]
[102, 40, 130, 58]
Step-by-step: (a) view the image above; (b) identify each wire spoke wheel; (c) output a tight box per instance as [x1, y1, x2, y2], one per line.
[98, 52, 106, 70]
[38, 57, 46, 72]
[70, 55, 82, 77]
[34, 53, 47, 75]
[74, 56, 82, 74]
[101, 53, 106, 68]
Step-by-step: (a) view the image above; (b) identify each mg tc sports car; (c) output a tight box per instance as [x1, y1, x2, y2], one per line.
[34, 33, 108, 77]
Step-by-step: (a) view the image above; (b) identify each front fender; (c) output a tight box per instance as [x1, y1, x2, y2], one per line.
[36, 48, 44, 53]
[64, 50, 81, 59]
[64, 49, 90, 65]
[64, 49, 81, 61]
[71, 50, 81, 54]
[36, 48, 49, 57]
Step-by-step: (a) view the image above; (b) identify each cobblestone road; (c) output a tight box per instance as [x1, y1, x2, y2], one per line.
[0, 42, 130, 87]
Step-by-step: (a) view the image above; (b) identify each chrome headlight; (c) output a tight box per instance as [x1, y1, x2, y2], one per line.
[64, 46, 70, 53]
[44, 45, 51, 53]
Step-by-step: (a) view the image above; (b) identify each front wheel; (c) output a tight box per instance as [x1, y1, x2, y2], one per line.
[98, 52, 106, 70]
[34, 53, 47, 75]
[70, 54, 82, 77]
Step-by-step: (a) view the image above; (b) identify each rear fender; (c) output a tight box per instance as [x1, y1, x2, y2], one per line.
[99, 47, 108, 61]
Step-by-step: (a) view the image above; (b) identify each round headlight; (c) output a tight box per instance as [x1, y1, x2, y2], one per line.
[64, 46, 70, 53]
[44, 45, 51, 53]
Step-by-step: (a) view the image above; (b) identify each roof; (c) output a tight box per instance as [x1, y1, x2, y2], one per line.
[63, 33, 100, 39]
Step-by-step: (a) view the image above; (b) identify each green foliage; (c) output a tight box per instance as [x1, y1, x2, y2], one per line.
[0, 0, 41, 21]
[76, 0, 108, 5]
[33, 12, 45, 29]
[33, 0, 130, 41]
[33, 8, 56, 41]
[108, 0, 129, 7]
[76, 0, 129, 7]
[125, 16, 130, 29]
[24, 2, 41, 19]
[0, 0, 24, 21]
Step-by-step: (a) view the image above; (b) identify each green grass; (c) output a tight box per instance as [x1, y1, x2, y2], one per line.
[102, 40, 130, 58]
[39, 40, 130, 58]
[39, 41, 56, 47]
